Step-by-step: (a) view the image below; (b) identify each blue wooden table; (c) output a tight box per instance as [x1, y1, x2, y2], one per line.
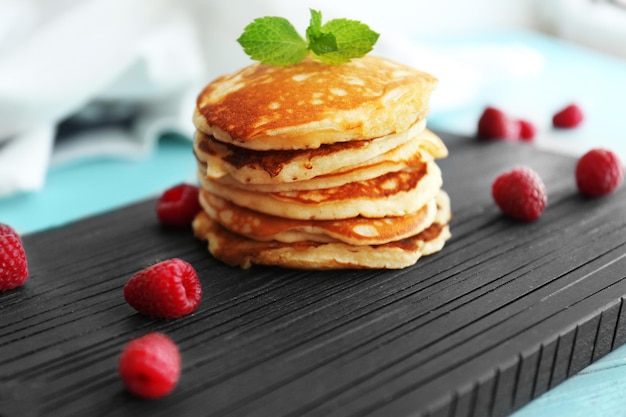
[1, 29, 625, 417]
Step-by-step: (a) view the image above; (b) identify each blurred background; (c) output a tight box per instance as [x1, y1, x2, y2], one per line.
[0, 0, 625, 233]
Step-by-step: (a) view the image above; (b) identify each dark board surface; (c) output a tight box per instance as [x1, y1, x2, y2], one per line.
[1, 133, 625, 417]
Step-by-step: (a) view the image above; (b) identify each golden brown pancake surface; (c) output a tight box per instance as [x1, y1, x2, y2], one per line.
[194, 55, 438, 150]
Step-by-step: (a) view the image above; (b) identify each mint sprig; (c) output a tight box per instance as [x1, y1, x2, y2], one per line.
[237, 9, 379, 66]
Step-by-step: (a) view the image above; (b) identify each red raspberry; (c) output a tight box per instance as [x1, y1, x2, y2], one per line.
[575, 148, 624, 197]
[492, 167, 547, 221]
[518, 119, 536, 141]
[124, 259, 202, 319]
[552, 103, 584, 128]
[118, 332, 181, 399]
[477, 107, 521, 141]
[156, 183, 201, 227]
[0, 224, 28, 290]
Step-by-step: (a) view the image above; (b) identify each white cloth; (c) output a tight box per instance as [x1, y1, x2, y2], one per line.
[0, 0, 206, 196]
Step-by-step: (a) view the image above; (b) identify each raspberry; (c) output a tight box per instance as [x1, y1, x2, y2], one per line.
[552, 103, 584, 128]
[0, 224, 28, 291]
[156, 183, 201, 227]
[118, 333, 181, 399]
[575, 148, 624, 197]
[492, 167, 547, 221]
[518, 119, 536, 141]
[124, 259, 202, 319]
[477, 107, 521, 141]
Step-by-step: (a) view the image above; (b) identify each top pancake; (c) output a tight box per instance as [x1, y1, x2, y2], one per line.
[194, 55, 438, 151]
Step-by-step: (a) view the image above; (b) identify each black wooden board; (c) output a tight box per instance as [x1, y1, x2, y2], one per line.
[2, 133, 626, 417]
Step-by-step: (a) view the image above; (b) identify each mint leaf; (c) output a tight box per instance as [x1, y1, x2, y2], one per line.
[237, 10, 379, 66]
[237, 16, 308, 66]
[306, 9, 323, 39]
[313, 18, 380, 64]
[306, 9, 338, 55]
[309, 32, 338, 55]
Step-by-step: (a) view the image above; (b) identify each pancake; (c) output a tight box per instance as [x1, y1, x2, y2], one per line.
[196, 147, 422, 194]
[194, 55, 438, 151]
[198, 161, 443, 221]
[193, 120, 444, 185]
[191, 53, 450, 270]
[194, 124, 448, 186]
[199, 189, 440, 245]
[192, 190, 451, 270]
[197, 140, 427, 194]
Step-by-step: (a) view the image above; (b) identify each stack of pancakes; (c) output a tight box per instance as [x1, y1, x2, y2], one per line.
[191, 55, 451, 269]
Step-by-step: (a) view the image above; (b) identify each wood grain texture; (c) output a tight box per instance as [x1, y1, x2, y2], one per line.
[1, 133, 625, 417]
